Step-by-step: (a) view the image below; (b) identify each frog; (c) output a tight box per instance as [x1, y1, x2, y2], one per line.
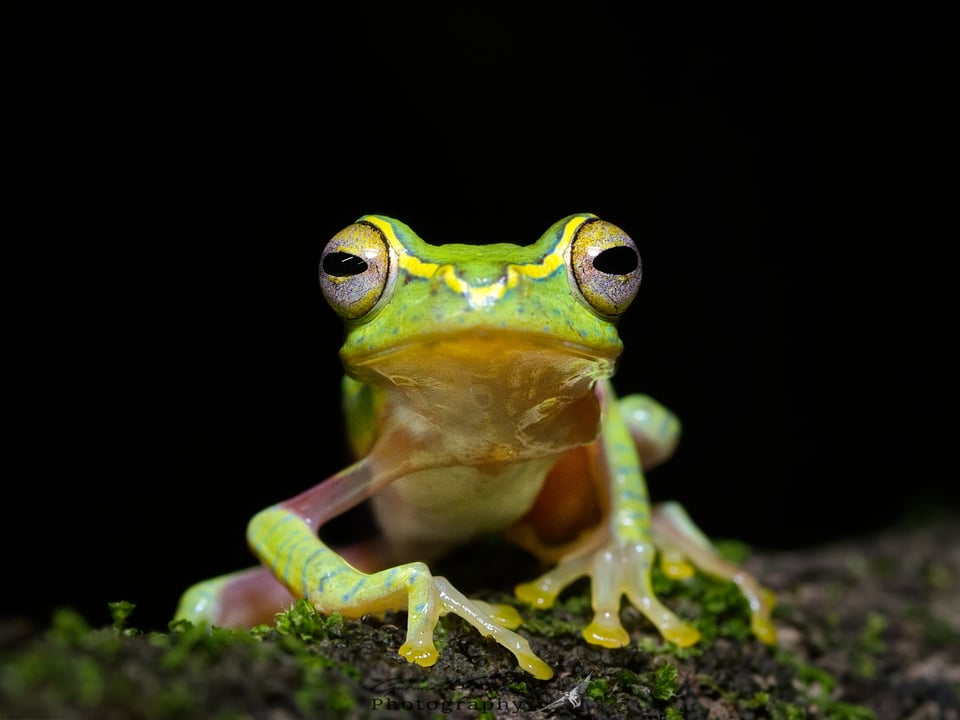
[175, 213, 776, 680]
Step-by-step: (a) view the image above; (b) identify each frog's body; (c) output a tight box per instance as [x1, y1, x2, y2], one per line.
[176, 214, 775, 679]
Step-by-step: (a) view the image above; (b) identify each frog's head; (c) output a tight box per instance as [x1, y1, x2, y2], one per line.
[319, 214, 642, 393]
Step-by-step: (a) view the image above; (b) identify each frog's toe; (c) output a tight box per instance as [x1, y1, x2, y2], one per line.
[662, 623, 701, 647]
[399, 638, 440, 667]
[515, 552, 592, 610]
[514, 579, 558, 609]
[473, 600, 522, 629]
[659, 551, 695, 580]
[518, 651, 554, 680]
[751, 615, 777, 645]
[583, 614, 630, 648]
[621, 579, 702, 648]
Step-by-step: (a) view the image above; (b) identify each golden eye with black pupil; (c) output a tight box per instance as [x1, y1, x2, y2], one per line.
[319, 222, 392, 319]
[570, 219, 642, 316]
[323, 252, 369, 277]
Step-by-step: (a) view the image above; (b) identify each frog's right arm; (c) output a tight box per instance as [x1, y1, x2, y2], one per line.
[175, 438, 553, 678]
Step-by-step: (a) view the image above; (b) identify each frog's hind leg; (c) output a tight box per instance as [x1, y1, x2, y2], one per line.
[651, 501, 777, 644]
[175, 565, 296, 628]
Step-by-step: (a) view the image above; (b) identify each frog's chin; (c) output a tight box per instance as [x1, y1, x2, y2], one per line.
[343, 330, 619, 381]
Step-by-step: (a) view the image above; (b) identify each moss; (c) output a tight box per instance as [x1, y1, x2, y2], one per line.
[584, 676, 609, 702]
[0, 603, 365, 719]
[775, 651, 878, 720]
[851, 611, 888, 679]
[651, 662, 679, 701]
[2, 519, 954, 719]
[273, 599, 346, 643]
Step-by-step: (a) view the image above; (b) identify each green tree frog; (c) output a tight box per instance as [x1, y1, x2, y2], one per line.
[175, 214, 776, 679]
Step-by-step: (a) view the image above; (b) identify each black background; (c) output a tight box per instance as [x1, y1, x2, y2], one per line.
[4, 5, 954, 632]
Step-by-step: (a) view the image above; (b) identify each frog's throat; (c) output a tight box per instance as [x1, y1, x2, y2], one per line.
[341, 332, 615, 465]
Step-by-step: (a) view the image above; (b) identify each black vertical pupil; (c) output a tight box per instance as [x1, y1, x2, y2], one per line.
[323, 252, 368, 277]
[593, 246, 638, 275]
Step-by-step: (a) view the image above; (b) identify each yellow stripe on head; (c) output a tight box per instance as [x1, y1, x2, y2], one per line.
[358, 213, 596, 306]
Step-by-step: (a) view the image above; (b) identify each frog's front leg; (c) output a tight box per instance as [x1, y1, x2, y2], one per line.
[516, 381, 775, 649]
[516, 383, 701, 648]
[177, 451, 553, 679]
[175, 458, 393, 630]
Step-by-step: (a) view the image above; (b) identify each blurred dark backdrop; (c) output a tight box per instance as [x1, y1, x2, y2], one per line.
[4, 5, 953, 632]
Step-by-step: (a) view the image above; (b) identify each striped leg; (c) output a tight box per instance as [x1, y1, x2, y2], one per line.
[516, 380, 700, 648]
[246, 505, 551, 677]
[516, 382, 775, 648]
[175, 455, 552, 679]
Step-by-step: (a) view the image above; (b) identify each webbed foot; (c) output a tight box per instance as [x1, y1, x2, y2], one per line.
[516, 539, 700, 649]
[515, 503, 776, 650]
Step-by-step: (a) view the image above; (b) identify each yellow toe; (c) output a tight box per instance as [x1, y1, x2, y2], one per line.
[583, 619, 630, 648]
[488, 603, 522, 629]
[663, 624, 701, 647]
[752, 616, 777, 645]
[515, 581, 557, 609]
[519, 653, 554, 680]
[399, 639, 439, 667]
[660, 557, 695, 580]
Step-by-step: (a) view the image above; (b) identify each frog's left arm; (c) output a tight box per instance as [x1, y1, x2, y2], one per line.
[616, 387, 776, 643]
[514, 379, 776, 648]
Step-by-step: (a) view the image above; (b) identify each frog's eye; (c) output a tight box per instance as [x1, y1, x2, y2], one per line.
[570, 219, 642, 316]
[319, 222, 392, 319]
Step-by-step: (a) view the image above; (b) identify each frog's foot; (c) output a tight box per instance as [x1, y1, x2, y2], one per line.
[652, 501, 777, 644]
[299, 559, 552, 678]
[516, 540, 701, 649]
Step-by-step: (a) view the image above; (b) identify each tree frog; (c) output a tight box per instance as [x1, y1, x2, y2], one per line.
[175, 214, 776, 680]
